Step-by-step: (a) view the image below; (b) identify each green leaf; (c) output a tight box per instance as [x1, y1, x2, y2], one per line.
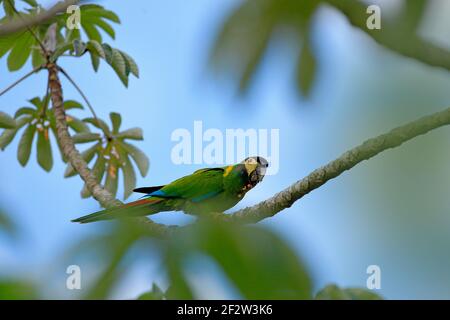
[0, 116, 31, 150]
[63, 100, 83, 110]
[0, 209, 17, 238]
[137, 283, 165, 300]
[119, 141, 149, 177]
[110, 112, 121, 133]
[315, 284, 383, 300]
[81, 153, 106, 198]
[119, 50, 139, 78]
[122, 155, 136, 200]
[117, 128, 143, 140]
[111, 48, 128, 86]
[83, 117, 111, 136]
[81, 20, 102, 43]
[51, 42, 73, 61]
[0, 112, 16, 129]
[17, 124, 36, 166]
[101, 43, 113, 63]
[104, 162, 119, 197]
[14, 107, 35, 118]
[64, 142, 99, 178]
[37, 128, 53, 172]
[87, 40, 105, 58]
[168, 221, 312, 299]
[66, 116, 90, 133]
[89, 51, 100, 72]
[297, 42, 316, 97]
[7, 32, 34, 71]
[72, 132, 101, 144]
[31, 47, 45, 68]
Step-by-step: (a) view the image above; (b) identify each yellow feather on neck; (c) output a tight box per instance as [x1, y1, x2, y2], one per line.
[223, 165, 233, 177]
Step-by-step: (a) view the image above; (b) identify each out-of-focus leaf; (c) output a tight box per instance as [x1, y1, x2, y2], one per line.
[110, 112, 121, 133]
[36, 128, 53, 172]
[0, 111, 16, 129]
[0, 279, 39, 299]
[17, 124, 36, 166]
[119, 141, 149, 177]
[0, 209, 17, 238]
[297, 41, 316, 97]
[167, 221, 312, 299]
[117, 128, 143, 140]
[397, 0, 428, 33]
[137, 283, 165, 300]
[72, 132, 101, 144]
[315, 284, 383, 300]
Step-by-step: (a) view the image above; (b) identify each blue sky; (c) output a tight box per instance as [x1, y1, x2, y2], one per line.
[1, 0, 450, 299]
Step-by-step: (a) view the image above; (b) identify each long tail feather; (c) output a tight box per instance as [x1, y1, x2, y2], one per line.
[72, 198, 164, 224]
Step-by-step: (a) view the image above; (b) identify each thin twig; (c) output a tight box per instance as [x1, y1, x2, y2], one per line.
[57, 66, 103, 132]
[0, 66, 43, 97]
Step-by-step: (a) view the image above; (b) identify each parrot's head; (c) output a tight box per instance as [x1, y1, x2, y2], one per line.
[242, 156, 269, 186]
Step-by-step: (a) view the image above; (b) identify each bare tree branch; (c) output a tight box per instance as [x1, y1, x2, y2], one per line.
[228, 106, 450, 224]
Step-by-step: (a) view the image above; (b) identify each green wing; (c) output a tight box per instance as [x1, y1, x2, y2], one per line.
[151, 168, 225, 202]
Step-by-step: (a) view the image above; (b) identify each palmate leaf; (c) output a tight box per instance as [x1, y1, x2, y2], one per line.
[3, 96, 89, 171]
[297, 40, 316, 97]
[70, 113, 149, 199]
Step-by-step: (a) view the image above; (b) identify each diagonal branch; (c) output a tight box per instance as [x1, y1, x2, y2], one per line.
[228, 106, 450, 224]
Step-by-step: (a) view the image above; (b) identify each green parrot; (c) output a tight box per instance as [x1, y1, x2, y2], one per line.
[72, 156, 268, 223]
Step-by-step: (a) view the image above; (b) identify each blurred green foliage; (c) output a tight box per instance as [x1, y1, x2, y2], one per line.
[210, 0, 432, 97]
